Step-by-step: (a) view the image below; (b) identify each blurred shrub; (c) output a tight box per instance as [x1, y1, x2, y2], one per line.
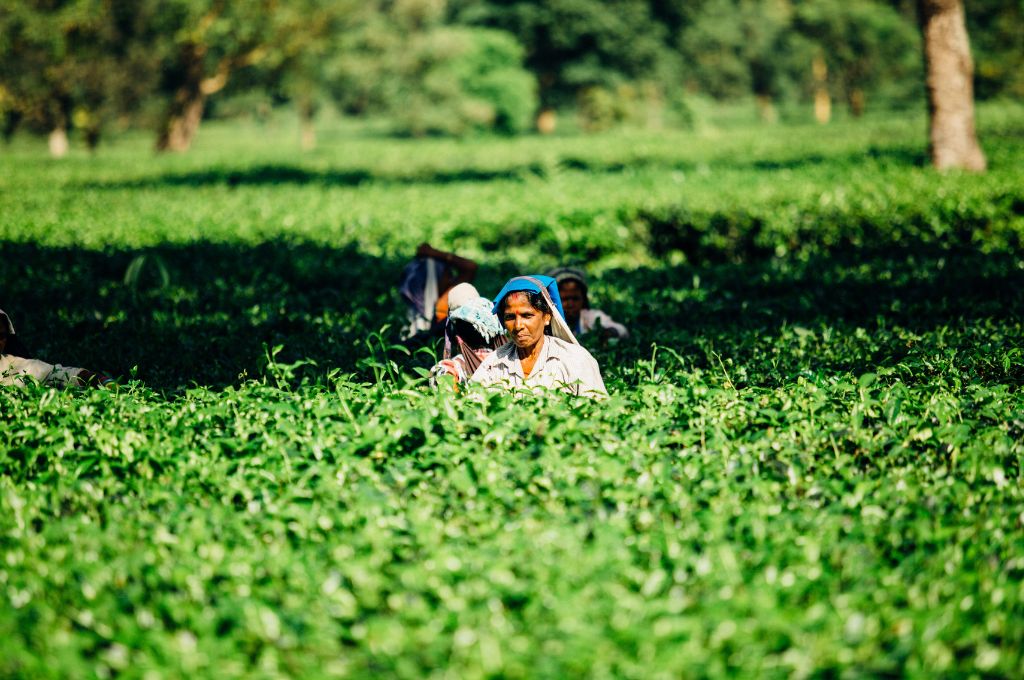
[577, 82, 692, 132]
[395, 27, 537, 136]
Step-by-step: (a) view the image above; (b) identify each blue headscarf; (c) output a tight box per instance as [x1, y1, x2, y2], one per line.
[492, 274, 580, 345]
[492, 275, 566, 319]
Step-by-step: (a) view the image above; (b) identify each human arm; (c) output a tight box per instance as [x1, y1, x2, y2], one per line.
[74, 368, 116, 387]
[44, 365, 113, 388]
[416, 243, 478, 284]
[0, 356, 110, 388]
[429, 357, 468, 388]
[584, 309, 629, 339]
[565, 345, 607, 398]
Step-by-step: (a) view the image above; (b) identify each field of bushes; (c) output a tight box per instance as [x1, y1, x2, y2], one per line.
[2, 105, 1024, 677]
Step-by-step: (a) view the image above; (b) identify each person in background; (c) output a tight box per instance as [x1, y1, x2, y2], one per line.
[399, 243, 479, 339]
[471, 275, 606, 397]
[429, 290, 506, 387]
[0, 309, 113, 387]
[547, 267, 628, 340]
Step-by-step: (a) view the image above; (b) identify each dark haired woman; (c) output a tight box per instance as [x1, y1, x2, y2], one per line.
[0, 308, 113, 387]
[429, 295, 505, 386]
[471, 275, 606, 397]
[547, 267, 628, 339]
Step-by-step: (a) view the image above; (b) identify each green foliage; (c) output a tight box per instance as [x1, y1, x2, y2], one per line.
[395, 27, 538, 136]
[576, 82, 690, 132]
[678, 0, 792, 100]
[3, 0, 1019, 144]
[792, 0, 922, 112]
[1, 105, 1024, 676]
[0, 0, 139, 141]
[966, 0, 1024, 100]
[450, 0, 679, 108]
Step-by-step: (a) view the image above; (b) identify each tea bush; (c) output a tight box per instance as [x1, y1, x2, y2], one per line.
[1, 105, 1023, 677]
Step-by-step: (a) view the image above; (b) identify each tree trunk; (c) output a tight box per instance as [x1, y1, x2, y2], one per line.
[3, 111, 22, 143]
[848, 88, 866, 117]
[918, 0, 986, 171]
[755, 95, 778, 123]
[298, 95, 316, 151]
[48, 125, 69, 158]
[85, 125, 101, 151]
[156, 44, 207, 153]
[157, 95, 206, 152]
[812, 55, 831, 124]
[536, 108, 557, 134]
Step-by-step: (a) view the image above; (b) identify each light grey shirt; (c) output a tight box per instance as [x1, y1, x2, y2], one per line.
[470, 336, 606, 397]
[1, 355, 84, 387]
[578, 308, 629, 338]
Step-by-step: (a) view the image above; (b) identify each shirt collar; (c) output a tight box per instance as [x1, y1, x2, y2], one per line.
[495, 335, 559, 381]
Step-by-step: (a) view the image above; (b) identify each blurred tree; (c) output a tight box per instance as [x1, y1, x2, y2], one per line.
[793, 0, 920, 117]
[324, 1, 537, 136]
[237, 0, 368, 150]
[394, 26, 538, 135]
[917, 0, 986, 170]
[319, 0, 449, 121]
[449, 0, 679, 127]
[0, 0, 1012, 147]
[677, 0, 793, 120]
[964, 0, 1024, 100]
[124, 0, 280, 152]
[0, 0, 134, 155]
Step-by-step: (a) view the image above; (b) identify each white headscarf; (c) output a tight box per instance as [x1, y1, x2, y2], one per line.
[447, 282, 481, 313]
[0, 309, 15, 336]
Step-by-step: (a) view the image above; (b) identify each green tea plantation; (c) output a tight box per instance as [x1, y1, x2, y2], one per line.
[2, 106, 1023, 678]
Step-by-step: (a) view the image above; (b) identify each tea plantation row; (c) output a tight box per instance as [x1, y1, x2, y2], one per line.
[1, 107, 1023, 677]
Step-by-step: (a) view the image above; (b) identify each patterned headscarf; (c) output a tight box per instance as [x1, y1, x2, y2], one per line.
[0, 309, 14, 335]
[443, 297, 506, 374]
[449, 297, 503, 341]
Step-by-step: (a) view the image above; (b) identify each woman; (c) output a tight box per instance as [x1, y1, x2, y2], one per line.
[429, 294, 505, 386]
[471, 275, 606, 397]
[547, 266, 628, 339]
[399, 243, 479, 339]
[0, 308, 112, 387]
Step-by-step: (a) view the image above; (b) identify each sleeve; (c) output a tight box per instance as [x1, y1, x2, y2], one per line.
[589, 309, 629, 339]
[571, 347, 607, 398]
[0, 356, 72, 387]
[44, 364, 86, 387]
[429, 358, 467, 387]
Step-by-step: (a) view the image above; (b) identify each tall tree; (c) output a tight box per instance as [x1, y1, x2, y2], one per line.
[0, 0, 125, 155]
[964, 0, 1024, 100]
[129, 0, 279, 152]
[449, 0, 677, 111]
[237, 0, 368, 150]
[917, 0, 986, 171]
[678, 0, 793, 120]
[793, 0, 920, 118]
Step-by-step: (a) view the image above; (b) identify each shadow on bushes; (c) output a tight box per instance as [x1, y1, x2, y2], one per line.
[75, 145, 931, 191]
[77, 164, 547, 190]
[0, 239, 1021, 392]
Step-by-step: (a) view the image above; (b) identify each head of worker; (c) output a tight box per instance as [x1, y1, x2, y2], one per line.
[492, 275, 578, 354]
[548, 267, 589, 328]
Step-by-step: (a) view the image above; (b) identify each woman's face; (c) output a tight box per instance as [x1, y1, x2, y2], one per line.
[558, 280, 585, 321]
[502, 292, 550, 351]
